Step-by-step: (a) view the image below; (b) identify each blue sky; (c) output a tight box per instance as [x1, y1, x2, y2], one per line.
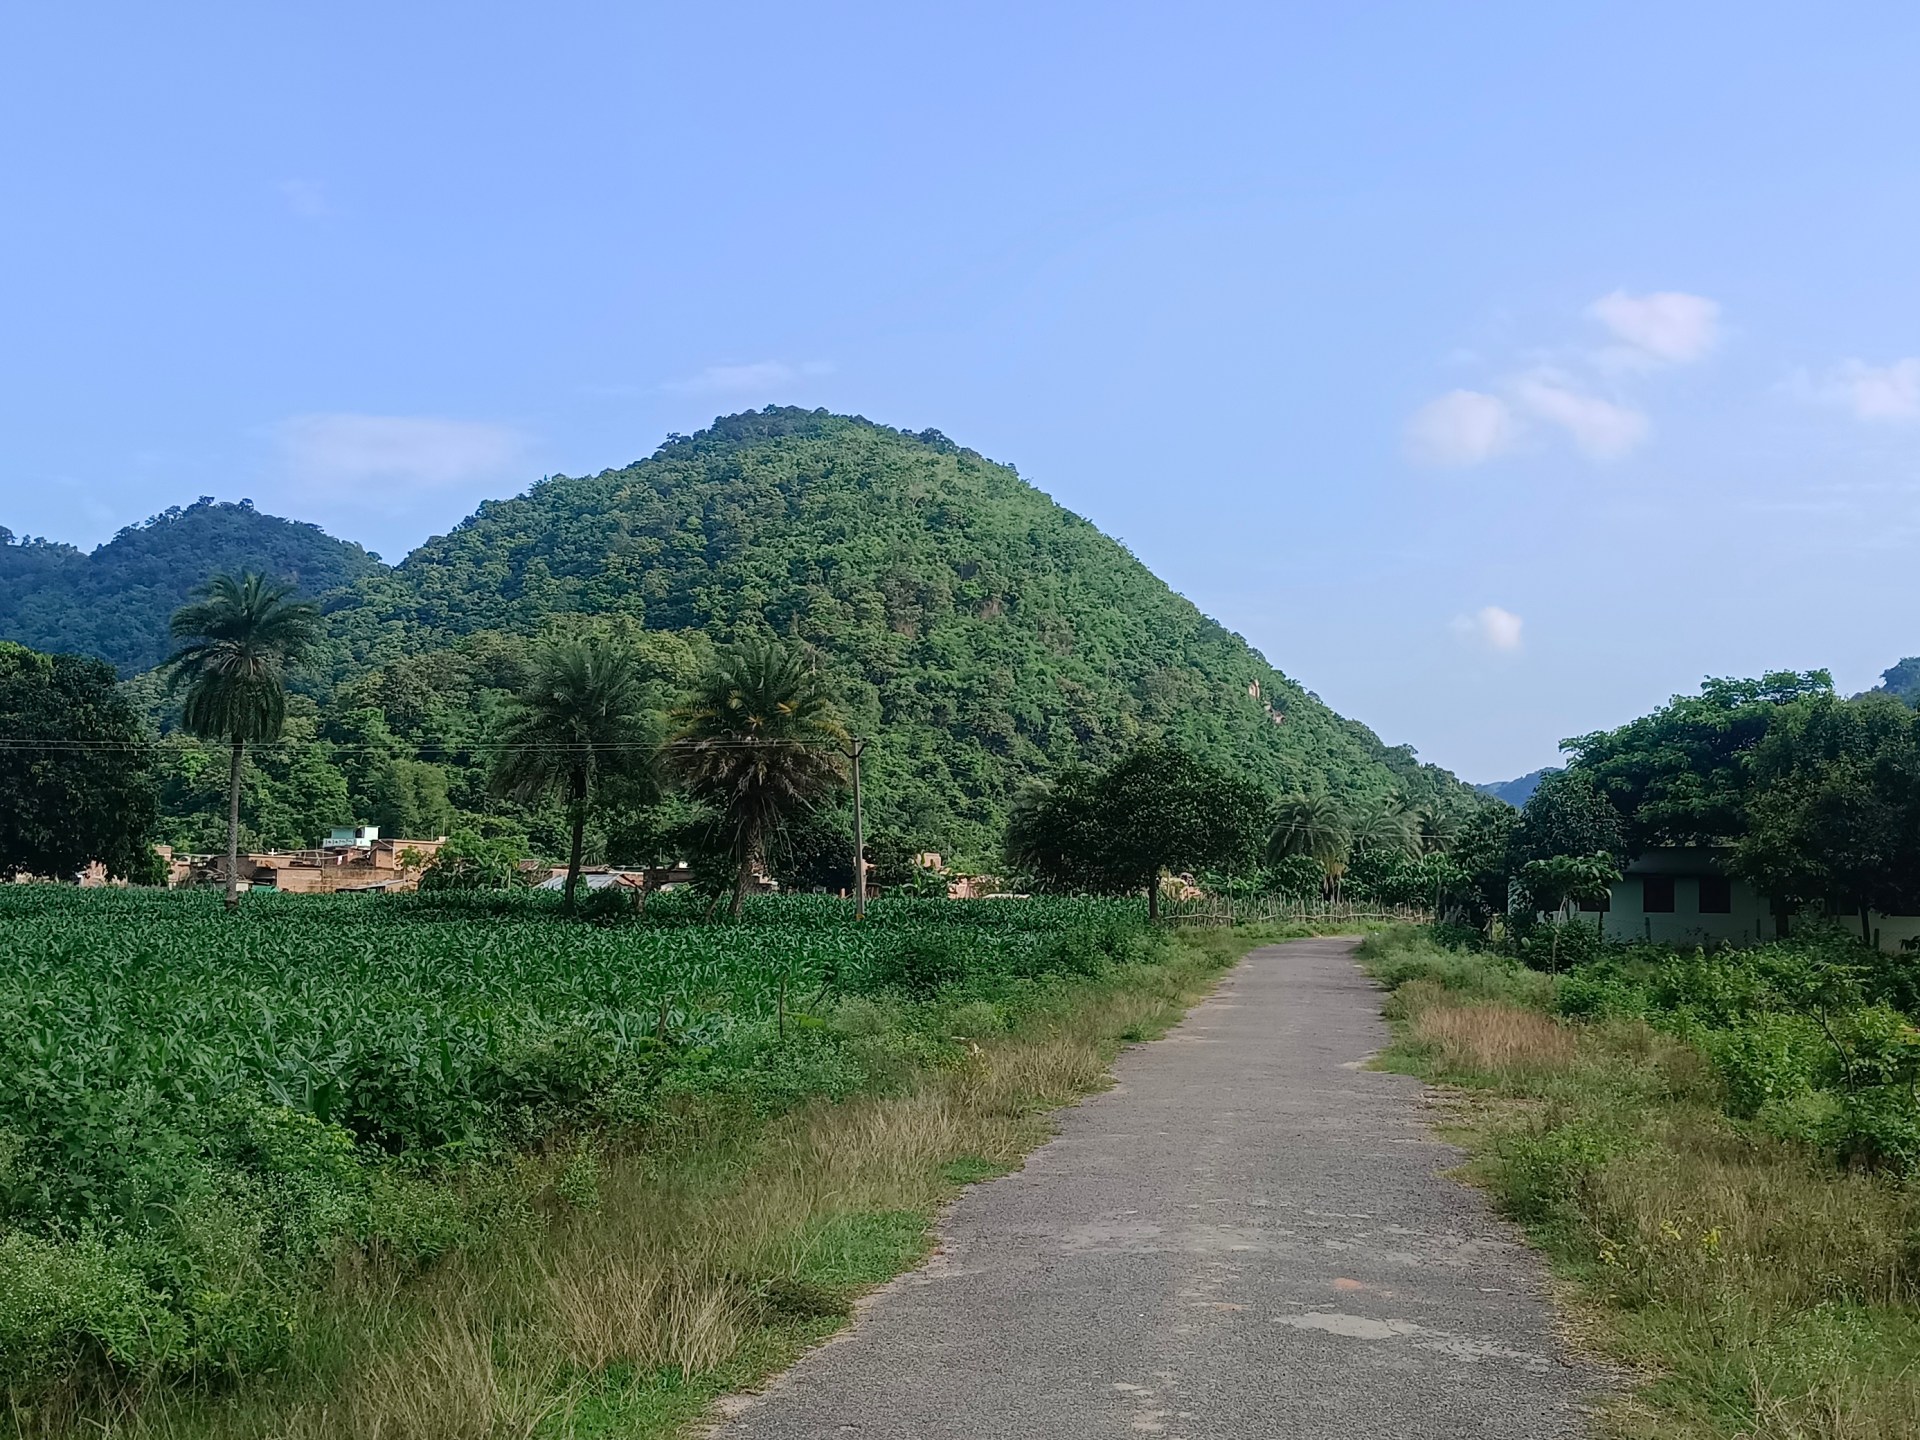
[4, 3, 1918, 782]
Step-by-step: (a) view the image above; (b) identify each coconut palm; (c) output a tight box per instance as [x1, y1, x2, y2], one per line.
[1412, 803, 1461, 855]
[1349, 801, 1419, 859]
[492, 634, 658, 915]
[165, 573, 320, 912]
[1270, 792, 1352, 901]
[662, 638, 848, 918]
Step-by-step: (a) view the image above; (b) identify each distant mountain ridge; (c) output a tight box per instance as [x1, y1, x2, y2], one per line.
[1475, 766, 1557, 807]
[0, 499, 382, 675]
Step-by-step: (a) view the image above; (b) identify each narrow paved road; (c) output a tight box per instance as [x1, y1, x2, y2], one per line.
[716, 937, 1599, 1438]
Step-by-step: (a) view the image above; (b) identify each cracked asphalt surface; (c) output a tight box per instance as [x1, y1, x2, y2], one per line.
[714, 936, 1601, 1438]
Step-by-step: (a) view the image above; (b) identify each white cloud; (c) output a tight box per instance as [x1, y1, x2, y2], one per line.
[1797, 358, 1920, 422]
[275, 414, 526, 491]
[1587, 290, 1720, 366]
[1510, 373, 1649, 459]
[277, 179, 330, 219]
[1452, 605, 1524, 652]
[1404, 389, 1516, 467]
[664, 359, 833, 395]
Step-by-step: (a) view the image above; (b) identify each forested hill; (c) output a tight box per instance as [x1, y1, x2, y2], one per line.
[326, 408, 1470, 851]
[0, 499, 382, 675]
[1474, 767, 1557, 807]
[7, 411, 1474, 857]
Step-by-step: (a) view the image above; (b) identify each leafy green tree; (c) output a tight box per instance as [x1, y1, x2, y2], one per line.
[1517, 854, 1622, 971]
[1734, 694, 1920, 939]
[1270, 793, 1353, 900]
[419, 828, 528, 891]
[1093, 743, 1264, 917]
[0, 642, 159, 881]
[492, 634, 660, 915]
[1004, 771, 1110, 894]
[1511, 768, 1627, 868]
[1008, 743, 1263, 916]
[165, 573, 320, 911]
[1519, 853, 1621, 917]
[1445, 804, 1520, 930]
[661, 638, 848, 918]
[1565, 671, 1834, 849]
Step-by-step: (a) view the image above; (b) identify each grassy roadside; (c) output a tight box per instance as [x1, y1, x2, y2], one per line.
[30, 921, 1324, 1440]
[1357, 926, 1920, 1440]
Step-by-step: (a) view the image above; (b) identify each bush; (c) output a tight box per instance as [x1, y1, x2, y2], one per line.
[1493, 1117, 1626, 1228]
[1704, 1013, 1827, 1118]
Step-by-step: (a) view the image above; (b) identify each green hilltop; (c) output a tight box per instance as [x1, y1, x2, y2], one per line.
[0, 499, 380, 676]
[9, 410, 1474, 858]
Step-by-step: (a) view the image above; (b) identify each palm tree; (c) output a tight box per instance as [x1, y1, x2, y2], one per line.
[491, 634, 657, 915]
[1270, 792, 1352, 901]
[165, 573, 320, 912]
[1349, 802, 1418, 859]
[1412, 803, 1460, 855]
[662, 638, 847, 918]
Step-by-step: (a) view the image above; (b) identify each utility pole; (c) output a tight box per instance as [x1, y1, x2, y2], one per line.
[846, 736, 868, 919]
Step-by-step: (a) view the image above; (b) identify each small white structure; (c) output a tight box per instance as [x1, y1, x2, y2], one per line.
[325, 826, 380, 849]
[1584, 847, 1778, 946]
[1586, 845, 1920, 952]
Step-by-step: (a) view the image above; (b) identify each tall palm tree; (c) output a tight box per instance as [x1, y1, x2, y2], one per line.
[1270, 792, 1352, 901]
[165, 573, 320, 912]
[1413, 803, 1461, 855]
[662, 638, 847, 918]
[1349, 802, 1418, 859]
[491, 634, 657, 915]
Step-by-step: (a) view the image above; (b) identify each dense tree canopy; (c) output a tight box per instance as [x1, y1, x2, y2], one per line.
[1467, 677, 1920, 933]
[13, 411, 1481, 863]
[0, 499, 377, 676]
[1734, 692, 1920, 932]
[1565, 671, 1834, 850]
[1007, 741, 1263, 913]
[0, 643, 158, 881]
[1510, 769, 1627, 869]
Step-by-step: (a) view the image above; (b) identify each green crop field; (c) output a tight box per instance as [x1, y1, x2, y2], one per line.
[0, 887, 1151, 1405]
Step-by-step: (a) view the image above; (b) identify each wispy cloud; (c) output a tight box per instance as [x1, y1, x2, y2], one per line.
[1509, 372, 1650, 459]
[663, 360, 833, 395]
[277, 179, 331, 219]
[1404, 389, 1516, 467]
[275, 414, 526, 491]
[1405, 288, 1713, 468]
[1791, 358, 1920, 423]
[1452, 605, 1524, 652]
[1588, 290, 1720, 367]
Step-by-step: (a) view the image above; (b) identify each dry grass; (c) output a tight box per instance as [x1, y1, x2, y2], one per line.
[1408, 998, 1578, 1077]
[35, 931, 1243, 1440]
[1366, 933, 1920, 1440]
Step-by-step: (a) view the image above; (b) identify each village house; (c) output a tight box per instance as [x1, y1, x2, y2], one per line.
[179, 826, 450, 894]
[1580, 845, 1920, 953]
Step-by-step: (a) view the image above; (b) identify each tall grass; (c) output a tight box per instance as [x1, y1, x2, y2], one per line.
[1359, 925, 1920, 1440]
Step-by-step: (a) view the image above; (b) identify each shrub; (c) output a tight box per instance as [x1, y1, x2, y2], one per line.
[1704, 1013, 1827, 1118]
[1492, 1117, 1627, 1228]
